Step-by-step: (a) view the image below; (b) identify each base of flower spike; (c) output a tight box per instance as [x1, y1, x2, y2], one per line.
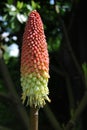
[21, 72, 50, 108]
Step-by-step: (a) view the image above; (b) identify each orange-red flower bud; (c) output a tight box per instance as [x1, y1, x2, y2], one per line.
[20, 10, 50, 108]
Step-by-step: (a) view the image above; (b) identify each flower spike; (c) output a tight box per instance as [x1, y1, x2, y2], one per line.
[20, 10, 50, 108]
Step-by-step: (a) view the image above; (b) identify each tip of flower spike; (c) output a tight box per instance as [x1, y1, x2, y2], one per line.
[29, 10, 39, 17]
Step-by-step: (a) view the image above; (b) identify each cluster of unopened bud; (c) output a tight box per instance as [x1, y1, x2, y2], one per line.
[21, 10, 50, 108]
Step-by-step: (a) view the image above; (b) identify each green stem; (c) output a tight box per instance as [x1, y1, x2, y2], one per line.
[61, 17, 83, 78]
[55, 5, 85, 86]
[44, 104, 63, 130]
[65, 74, 75, 115]
[0, 56, 30, 130]
[30, 107, 39, 130]
[65, 91, 87, 130]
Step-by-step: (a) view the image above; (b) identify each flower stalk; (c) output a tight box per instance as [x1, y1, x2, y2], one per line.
[20, 10, 50, 130]
[30, 107, 39, 130]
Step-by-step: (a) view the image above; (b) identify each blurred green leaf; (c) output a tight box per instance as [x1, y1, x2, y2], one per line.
[3, 51, 10, 63]
[26, 4, 32, 11]
[82, 63, 87, 87]
[16, 13, 27, 23]
[9, 11, 16, 16]
[17, 1, 23, 9]
[31, 0, 36, 9]
[7, 0, 13, 5]
[5, 4, 16, 11]
[82, 63, 87, 75]
[31, 0, 40, 9]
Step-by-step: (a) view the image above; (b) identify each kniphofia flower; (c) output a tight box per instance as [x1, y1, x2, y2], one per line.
[20, 10, 50, 108]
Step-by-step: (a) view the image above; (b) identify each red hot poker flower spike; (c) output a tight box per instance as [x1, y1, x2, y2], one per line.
[20, 10, 50, 108]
